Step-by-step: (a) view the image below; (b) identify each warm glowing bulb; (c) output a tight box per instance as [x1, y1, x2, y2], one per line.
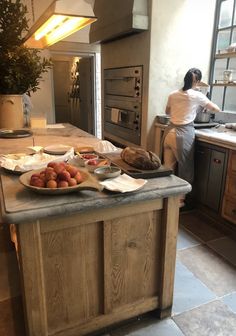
[34, 15, 67, 40]
[45, 17, 89, 46]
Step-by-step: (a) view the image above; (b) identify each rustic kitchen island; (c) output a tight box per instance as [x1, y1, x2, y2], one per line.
[0, 124, 191, 336]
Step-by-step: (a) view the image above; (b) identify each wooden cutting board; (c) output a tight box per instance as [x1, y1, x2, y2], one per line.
[102, 152, 172, 179]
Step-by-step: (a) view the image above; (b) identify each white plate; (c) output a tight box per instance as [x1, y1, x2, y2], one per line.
[43, 145, 73, 155]
[100, 174, 147, 193]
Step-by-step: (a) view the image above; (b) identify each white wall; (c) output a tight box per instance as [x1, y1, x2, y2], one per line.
[147, 0, 216, 148]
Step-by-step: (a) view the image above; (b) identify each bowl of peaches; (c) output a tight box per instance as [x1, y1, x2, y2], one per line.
[19, 161, 103, 195]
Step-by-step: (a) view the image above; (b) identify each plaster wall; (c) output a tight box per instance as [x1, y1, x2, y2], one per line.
[147, 0, 216, 149]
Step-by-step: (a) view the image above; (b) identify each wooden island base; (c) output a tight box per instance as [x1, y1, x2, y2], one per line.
[17, 196, 179, 336]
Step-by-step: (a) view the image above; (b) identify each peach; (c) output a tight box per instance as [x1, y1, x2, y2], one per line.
[53, 163, 65, 174]
[57, 180, 69, 188]
[68, 177, 77, 186]
[57, 170, 71, 182]
[60, 161, 66, 167]
[45, 167, 54, 172]
[45, 170, 57, 181]
[31, 173, 41, 179]
[65, 164, 78, 177]
[30, 178, 45, 188]
[39, 171, 46, 182]
[74, 171, 83, 184]
[46, 180, 57, 188]
[47, 162, 57, 169]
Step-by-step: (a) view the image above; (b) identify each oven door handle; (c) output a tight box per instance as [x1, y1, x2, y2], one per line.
[106, 77, 134, 81]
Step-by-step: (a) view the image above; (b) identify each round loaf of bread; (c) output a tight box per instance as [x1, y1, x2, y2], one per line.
[120, 147, 161, 170]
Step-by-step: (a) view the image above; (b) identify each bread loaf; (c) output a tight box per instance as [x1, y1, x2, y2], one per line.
[120, 147, 161, 170]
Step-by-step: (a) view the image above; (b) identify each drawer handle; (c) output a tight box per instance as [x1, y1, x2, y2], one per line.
[127, 241, 137, 248]
[213, 158, 221, 164]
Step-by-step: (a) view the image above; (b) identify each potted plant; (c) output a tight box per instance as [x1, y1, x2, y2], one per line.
[0, 0, 52, 129]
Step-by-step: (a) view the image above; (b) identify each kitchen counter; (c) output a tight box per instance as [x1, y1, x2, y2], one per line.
[0, 124, 191, 336]
[195, 125, 236, 150]
[0, 170, 190, 224]
[155, 122, 236, 155]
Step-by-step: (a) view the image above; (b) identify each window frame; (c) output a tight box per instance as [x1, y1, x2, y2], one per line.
[210, 0, 236, 112]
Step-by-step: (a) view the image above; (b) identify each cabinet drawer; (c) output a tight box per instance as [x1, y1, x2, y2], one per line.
[222, 196, 236, 225]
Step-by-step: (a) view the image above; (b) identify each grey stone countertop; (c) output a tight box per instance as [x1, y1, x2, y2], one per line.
[195, 125, 236, 150]
[155, 122, 236, 150]
[0, 170, 191, 224]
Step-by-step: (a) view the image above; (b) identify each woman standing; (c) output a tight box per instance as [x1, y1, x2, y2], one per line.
[163, 68, 220, 205]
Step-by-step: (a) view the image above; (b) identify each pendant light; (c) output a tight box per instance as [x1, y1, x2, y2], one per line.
[23, 0, 97, 49]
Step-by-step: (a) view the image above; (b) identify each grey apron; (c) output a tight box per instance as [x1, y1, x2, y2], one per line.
[162, 122, 195, 184]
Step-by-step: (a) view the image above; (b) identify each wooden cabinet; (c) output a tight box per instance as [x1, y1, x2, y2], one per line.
[194, 142, 228, 212]
[16, 196, 180, 336]
[222, 150, 236, 225]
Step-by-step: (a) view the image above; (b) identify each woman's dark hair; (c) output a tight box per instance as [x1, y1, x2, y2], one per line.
[182, 68, 202, 91]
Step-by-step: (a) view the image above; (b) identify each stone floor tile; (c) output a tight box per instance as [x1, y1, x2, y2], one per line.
[179, 211, 225, 243]
[172, 261, 216, 315]
[173, 300, 236, 336]
[0, 296, 26, 336]
[177, 226, 201, 250]
[222, 292, 236, 313]
[110, 317, 184, 336]
[177, 245, 236, 296]
[207, 237, 236, 267]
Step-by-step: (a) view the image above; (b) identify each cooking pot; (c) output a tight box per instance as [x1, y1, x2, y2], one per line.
[194, 107, 211, 123]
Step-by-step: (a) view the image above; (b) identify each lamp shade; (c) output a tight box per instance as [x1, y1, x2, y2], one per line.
[23, 0, 97, 48]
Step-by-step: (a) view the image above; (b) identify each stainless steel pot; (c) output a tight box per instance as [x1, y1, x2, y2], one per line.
[194, 107, 211, 123]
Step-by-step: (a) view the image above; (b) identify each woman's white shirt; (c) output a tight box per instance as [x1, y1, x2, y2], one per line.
[166, 89, 210, 125]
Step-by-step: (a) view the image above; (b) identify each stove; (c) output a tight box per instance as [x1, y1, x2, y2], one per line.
[194, 122, 219, 129]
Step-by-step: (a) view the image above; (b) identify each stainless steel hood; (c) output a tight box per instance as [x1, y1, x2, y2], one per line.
[90, 0, 149, 43]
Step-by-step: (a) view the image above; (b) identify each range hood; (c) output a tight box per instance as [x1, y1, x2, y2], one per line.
[23, 0, 97, 49]
[90, 0, 149, 43]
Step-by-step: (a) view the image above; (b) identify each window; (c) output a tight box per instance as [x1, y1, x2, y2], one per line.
[210, 0, 236, 112]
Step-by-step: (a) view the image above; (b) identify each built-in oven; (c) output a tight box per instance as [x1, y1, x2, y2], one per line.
[104, 66, 143, 145]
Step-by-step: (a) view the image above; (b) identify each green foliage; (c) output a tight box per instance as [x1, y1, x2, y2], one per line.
[0, 0, 52, 94]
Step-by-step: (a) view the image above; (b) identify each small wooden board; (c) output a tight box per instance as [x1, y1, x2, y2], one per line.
[102, 152, 172, 179]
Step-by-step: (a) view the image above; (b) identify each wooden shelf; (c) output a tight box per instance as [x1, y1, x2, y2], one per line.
[215, 51, 236, 59]
[212, 83, 236, 87]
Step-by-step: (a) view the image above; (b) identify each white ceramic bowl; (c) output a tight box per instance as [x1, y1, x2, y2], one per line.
[94, 166, 121, 180]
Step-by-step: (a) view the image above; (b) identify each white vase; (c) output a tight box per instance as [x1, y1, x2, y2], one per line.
[0, 95, 24, 129]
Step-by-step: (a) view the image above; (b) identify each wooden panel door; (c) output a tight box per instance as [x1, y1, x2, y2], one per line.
[104, 211, 161, 312]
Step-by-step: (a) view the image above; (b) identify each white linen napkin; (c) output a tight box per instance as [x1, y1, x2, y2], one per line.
[100, 173, 147, 193]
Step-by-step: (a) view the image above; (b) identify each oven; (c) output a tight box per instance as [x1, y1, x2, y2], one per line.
[104, 66, 143, 145]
